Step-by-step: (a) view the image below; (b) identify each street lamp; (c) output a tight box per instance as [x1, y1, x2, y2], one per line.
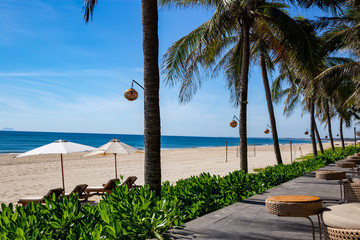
[264, 124, 271, 134]
[124, 79, 144, 101]
[304, 128, 310, 135]
[229, 115, 239, 128]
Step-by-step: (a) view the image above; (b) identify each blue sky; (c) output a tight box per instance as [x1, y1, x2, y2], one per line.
[0, 0, 355, 138]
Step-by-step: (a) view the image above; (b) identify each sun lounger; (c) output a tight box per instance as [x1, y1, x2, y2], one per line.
[64, 184, 93, 201]
[84, 178, 120, 195]
[120, 176, 140, 189]
[18, 188, 64, 206]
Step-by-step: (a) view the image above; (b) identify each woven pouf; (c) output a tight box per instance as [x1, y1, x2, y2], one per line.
[344, 181, 360, 203]
[348, 155, 360, 160]
[316, 171, 346, 180]
[336, 161, 356, 168]
[322, 203, 360, 240]
[344, 159, 360, 165]
[266, 195, 323, 217]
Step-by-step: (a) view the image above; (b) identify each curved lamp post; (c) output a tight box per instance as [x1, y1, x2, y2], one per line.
[229, 115, 240, 128]
[124, 79, 144, 101]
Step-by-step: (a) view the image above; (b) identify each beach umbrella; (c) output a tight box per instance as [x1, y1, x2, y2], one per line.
[85, 138, 139, 178]
[16, 139, 96, 190]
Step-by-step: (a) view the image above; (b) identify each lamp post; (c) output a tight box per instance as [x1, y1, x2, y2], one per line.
[124, 79, 144, 101]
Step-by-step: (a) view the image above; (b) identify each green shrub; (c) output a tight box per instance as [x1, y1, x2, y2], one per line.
[1, 146, 359, 239]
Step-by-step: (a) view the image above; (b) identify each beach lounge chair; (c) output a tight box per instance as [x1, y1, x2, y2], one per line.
[84, 178, 120, 195]
[64, 184, 93, 201]
[18, 188, 64, 206]
[120, 176, 140, 189]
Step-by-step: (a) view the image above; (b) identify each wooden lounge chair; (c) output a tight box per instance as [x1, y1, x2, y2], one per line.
[18, 188, 64, 206]
[64, 184, 93, 201]
[84, 178, 120, 195]
[120, 176, 140, 189]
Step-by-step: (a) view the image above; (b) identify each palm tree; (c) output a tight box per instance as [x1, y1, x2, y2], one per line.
[271, 18, 327, 157]
[83, 0, 162, 195]
[160, 1, 323, 171]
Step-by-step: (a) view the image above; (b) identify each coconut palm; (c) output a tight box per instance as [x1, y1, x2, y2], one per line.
[315, 0, 360, 104]
[83, 0, 162, 195]
[160, 0, 325, 171]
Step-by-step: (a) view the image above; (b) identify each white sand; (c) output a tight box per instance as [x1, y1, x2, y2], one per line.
[0, 141, 344, 205]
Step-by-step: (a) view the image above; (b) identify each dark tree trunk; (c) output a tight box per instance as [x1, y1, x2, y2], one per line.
[314, 121, 324, 154]
[141, 0, 161, 196]
[326, 101, 335, 151]
[260, 52, 282, 165]
[310, 101, 318, 157]
[239, 19, 250, 173]
[340, 117, 345, 149]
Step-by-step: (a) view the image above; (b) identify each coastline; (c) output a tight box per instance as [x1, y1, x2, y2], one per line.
[0, 141, 348, 205]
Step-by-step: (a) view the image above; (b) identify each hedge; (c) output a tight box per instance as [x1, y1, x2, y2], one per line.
[1, 146, 358, 239]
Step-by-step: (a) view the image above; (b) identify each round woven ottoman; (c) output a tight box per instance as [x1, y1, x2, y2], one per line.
[322, 203, 360, 240]
[344, 159, 360, 165]
[266, 195, 323, 239]
[316, 171, 346, 180]
[344, 180, 360, 203]
[336, 161, 356, 168]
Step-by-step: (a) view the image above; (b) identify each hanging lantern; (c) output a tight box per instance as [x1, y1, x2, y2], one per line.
[124, 88, 138, 101]
[229, 120, 238, 128]
[304, 131, 309, 135]
[264, 129, 270, 134]
[325, 136, 328, 139]
[336, 134, 339, 137]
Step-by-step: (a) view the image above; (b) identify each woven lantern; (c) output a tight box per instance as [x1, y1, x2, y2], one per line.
[124, 88, 138, 101]
[304, 130, 309, 135]
[264, 129, 270, 134]
[336, 134, 339, 137]
[229, 120, 237, 128]
[325, 136, 328, 139]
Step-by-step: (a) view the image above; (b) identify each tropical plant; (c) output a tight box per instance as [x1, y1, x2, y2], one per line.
[83, 0, 162, 195]
[159, 0, 327, 171]
[1, 146, 359, 239]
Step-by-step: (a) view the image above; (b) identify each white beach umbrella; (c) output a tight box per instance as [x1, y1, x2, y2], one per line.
[16, 139, 96, 190]
[85, 138, 139, 178]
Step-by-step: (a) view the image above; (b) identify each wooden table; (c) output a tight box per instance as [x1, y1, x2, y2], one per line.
[265, 195, 323, 239]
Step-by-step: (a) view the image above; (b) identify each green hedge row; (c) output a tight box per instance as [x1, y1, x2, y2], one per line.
[1, 146, 359, 239]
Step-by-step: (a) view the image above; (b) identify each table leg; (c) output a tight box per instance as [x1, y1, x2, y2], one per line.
[306, 216, 316, 240]
[337, 180, 345, 204]
[317, 214, 322, 240]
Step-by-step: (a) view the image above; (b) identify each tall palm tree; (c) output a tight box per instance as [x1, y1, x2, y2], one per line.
[271, 18, 326, 157]
[83, 0, 162, 195]
[160, 1, 322, 171]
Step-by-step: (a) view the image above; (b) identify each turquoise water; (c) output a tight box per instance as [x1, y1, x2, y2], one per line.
[0, 130, 313, 153]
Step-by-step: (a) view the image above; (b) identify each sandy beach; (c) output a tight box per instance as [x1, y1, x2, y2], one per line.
[0, 141, 341, 205]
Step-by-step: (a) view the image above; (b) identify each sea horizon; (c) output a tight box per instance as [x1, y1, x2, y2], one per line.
[0, 130, 328, 154]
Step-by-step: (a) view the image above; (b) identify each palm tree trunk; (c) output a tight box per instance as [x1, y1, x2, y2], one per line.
[314, 121, 324, 154]
[142, 0, 161, 196]
[239, 19, 250, 173]
[340, 117, 345, 149]
[310, 101, 318, 157]
[326, 101, 335, 151]
[260, 52, 282, 165]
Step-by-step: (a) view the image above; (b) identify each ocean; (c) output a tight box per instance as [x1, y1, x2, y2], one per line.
[0, 130, 313, 154]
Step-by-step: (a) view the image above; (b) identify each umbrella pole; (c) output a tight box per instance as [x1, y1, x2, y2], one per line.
[114, 153, 118, 178]
[60, 153, 65, 190]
